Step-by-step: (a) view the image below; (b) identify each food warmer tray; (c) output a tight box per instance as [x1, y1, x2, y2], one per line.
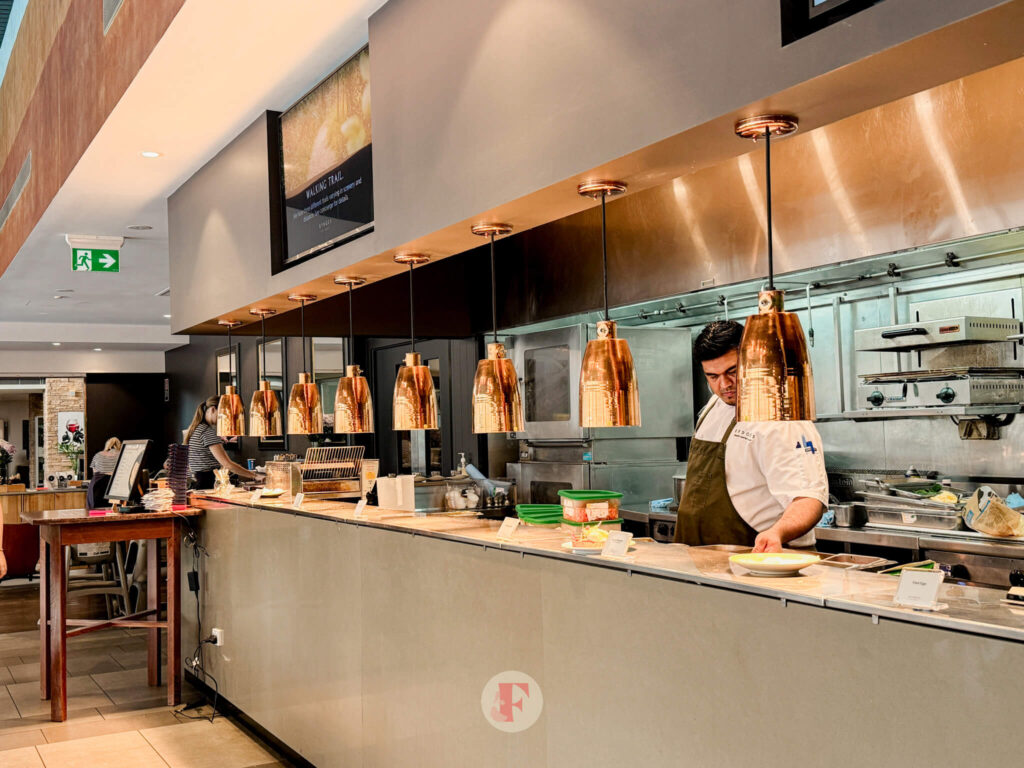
[857, 491, 959, 511]
[855, 503, 964, 531]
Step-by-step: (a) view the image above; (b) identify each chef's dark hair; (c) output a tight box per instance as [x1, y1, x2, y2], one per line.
[693, 320, 744, 364]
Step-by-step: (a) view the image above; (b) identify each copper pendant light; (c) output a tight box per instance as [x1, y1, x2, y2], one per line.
[286, 294, 324, 435]
[734, 115, 815, 422]
[216, 320, 246, 437]
[392, 253, 438, 431]
[470, 223, 524, 434]
[332, 276, 374, 434]
[247, 308, 283, 437]
[576, 181, 641, 428]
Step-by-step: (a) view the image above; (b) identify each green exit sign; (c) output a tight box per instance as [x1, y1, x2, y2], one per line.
[71, 248, 119, 272]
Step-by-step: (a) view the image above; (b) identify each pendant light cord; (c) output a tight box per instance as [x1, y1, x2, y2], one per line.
[765, 126, 774, 291]
[259, 314, 266, 379]
[347, 283, 355, 369]
[300, 300, 307, 371]
[227, 324, 234, 389]
[601, 192, 610, 321]
[408, 262, 416, 354]
[490, 233, 498, 344]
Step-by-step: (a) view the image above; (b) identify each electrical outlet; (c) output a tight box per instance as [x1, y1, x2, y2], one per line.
[211, 628, 224, 647]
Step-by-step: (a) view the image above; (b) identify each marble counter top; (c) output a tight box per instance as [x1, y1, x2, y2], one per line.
[192, 490, 1024, 644]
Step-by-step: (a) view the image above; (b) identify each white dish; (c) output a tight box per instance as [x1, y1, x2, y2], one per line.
[729, 553, 820, 576]
[560, 541, 635, 555]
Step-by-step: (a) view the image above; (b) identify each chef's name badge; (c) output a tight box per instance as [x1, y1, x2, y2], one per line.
[732, 427, 756, 442]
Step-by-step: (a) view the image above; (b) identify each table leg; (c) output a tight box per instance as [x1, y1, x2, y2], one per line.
[38, 533, 50, 700]
[167, 524, 181, 705]
[147, 538, 161, 687]
[48, 530, 66, 722]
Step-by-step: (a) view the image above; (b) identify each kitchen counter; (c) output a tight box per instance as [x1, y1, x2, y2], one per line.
[195, 491, 1024, 643]
[184, 490, 1024, 767]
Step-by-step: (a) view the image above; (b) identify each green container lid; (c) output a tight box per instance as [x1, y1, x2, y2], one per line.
[557, 490, 623, 501]
[516, 504, 565, 523]
[516, 504, 563, 515]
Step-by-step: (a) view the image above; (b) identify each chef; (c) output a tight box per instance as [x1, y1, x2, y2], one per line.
[674, 320, 827, 552]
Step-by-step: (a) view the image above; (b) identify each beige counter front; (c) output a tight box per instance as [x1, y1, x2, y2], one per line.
[188, 492, 1024, 767]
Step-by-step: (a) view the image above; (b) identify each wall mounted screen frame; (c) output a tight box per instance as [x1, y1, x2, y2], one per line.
[273, 45, 373, 273]
[780, 0, 885, 45]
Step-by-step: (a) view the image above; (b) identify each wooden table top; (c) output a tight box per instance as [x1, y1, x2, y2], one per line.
[19, 508, 204, 525]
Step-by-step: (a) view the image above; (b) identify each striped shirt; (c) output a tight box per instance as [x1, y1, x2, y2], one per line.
[90, 450, 120, 475]
[187, 423, 222, 473]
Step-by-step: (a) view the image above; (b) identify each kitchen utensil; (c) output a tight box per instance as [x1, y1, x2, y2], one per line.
[830, 503, 864, 528]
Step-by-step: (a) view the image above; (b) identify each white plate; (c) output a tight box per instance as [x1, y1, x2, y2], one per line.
[729, 553, 820, 576]
[561, 541, 636, 555]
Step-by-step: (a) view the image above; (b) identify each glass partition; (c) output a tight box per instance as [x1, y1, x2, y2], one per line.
[312, 338, 345, 433]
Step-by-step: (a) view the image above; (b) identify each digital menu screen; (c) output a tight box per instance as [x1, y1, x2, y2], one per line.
[279, 46, 373, 266]
[781, 0, 884, 45]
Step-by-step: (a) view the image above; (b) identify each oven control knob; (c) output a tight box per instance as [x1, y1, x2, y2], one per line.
[867, 391, 885, 407]
[936, 387, 956, 404]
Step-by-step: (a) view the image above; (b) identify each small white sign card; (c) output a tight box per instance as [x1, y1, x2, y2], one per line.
[353, 498, 368, 520]
[894, 567, 946, 610]
[496, 516, 520, 541]
[292, 492, 305, 507]
[249, 489, 263, 504]
[601, 531, 634, 559]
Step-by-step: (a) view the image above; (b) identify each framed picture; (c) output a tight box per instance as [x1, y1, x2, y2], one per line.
[57, 411, 85, 449]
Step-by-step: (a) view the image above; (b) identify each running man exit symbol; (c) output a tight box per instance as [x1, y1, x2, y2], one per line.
[71, 248, 119, 272]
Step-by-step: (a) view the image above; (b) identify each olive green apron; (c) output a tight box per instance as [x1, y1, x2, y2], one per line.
[674, 405, 758, 546]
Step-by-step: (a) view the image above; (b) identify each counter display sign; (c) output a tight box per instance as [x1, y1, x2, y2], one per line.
[279, 46, 373, 266]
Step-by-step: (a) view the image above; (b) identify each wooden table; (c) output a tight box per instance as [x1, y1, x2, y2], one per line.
[20, 507, 203, 721]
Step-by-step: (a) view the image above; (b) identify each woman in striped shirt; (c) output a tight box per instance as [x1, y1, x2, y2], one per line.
[184, 396, 258, 489]
[90, 437, 122, 476]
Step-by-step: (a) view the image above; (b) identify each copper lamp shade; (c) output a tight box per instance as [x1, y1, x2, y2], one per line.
[287, 372, 323, 434]
[470, 223, 524, 434]
[216, 385, 246, 437]
[335, 365, 374, 433]
[472, 342, 524, 433]
[580, 320, 640, 428]
[215, 319, 245, 437]
[575, 181, 640, 428]
[249, 381, 282, 437]
[733, 115, 814, 422]
[393, 352, 438, 431]
[737, 291, 815, 422]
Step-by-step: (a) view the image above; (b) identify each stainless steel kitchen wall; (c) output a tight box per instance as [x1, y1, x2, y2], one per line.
[584, 243, 1024, 483]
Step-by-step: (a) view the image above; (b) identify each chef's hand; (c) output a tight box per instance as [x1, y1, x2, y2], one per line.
[0, 551, 7, 579]
[753, 527, 784, 553]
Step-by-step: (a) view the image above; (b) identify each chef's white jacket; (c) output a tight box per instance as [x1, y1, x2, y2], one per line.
[694, 396, 829, 547]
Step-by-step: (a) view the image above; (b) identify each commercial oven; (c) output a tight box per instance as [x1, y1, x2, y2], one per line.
[506, 323, 693, 506]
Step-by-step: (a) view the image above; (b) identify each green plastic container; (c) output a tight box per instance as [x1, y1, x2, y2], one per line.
[556, 490, 623, 502]
[516, 504, 564, 526]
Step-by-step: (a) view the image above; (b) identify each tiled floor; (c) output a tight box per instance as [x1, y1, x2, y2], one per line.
[0, 627, 285, 767]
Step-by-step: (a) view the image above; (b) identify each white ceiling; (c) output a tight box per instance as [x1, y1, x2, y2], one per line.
[0, 0, 386, 351]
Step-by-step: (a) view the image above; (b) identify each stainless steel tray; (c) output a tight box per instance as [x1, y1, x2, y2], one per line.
[856, 491, 960, 511]
[857, 504, 965, 531]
